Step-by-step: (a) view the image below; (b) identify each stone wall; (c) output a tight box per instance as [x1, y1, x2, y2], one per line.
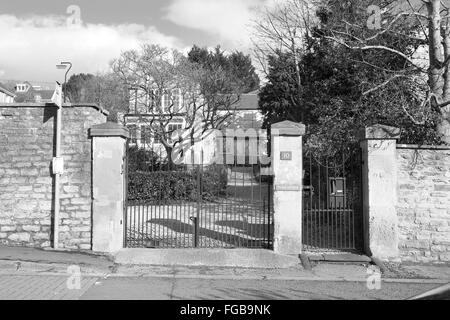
[0, 104, 107, 249]
[396, 145, 450, 263]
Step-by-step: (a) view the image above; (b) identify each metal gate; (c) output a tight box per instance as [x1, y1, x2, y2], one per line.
[302, 146, 363, 251]
[124, 139, 273, 249]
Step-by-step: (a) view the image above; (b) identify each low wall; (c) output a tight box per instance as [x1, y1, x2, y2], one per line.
[396, 145, 450, 263]
[0, 103, 107, 249]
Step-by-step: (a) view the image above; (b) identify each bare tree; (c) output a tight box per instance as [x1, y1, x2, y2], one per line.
[112, 44, 241, 166]
[252, 0, 319, 121]
[315, 0, 450, 143]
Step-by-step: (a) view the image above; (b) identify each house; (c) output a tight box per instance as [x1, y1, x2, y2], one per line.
[14, 82, 31, 93]
[120, 87, 268, 166]
[14, 81, 54, 103]
[13, 81, 53, 93]
[0, 80, 54, 103]
[217, 90, 264, 130]
[122, 89, 264, 144]
[124, 87, 186, 146]
[28, 89, 55, 103]
[0, 83, 15, 103]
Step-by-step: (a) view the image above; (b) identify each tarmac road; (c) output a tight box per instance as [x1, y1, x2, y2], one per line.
[0, 273, 445, 300]
[0, 246, 448, 301]
[79, 277, 441, 300]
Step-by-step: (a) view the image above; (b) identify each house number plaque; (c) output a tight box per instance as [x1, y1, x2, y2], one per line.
[280, 151, 292, 161]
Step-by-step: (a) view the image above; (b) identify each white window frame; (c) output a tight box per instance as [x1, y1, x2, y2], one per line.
[172, 88, 182, 113]
[161, 88, 182, 113]
[166, 123, 183, 144]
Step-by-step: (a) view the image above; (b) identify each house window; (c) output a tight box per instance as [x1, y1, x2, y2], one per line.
[141, 125, 152, 145]
[162, 90, 170, 112]
[172, 89, 182, 112]
[162, 89, 182, 112]
[127, 125, 138, 144]
[153, 133, 162, 144]
[167, 123, 183, 144]
[16, 84, 28, 92]
[148, 90, 155, 112]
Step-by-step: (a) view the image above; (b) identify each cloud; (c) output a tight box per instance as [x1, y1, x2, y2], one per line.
[165, 0, 265, 49]
[0, 14, 180, 81]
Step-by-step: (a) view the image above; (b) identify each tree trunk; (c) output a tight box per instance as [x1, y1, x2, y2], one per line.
[427, 0, 450, 143]
[427, 0, 444, 99]
[437, 115, 450, 143]
[442, 18, 450, 101]
[440, 15, 450, 144]
[165, 145, 175, 170]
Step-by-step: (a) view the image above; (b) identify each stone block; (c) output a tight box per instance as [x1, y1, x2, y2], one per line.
[20, 168, 39, 176]
[72, 212, 91, 219]
[439, 253, 450, 261]
[434, 185, 450, 192]
[17, 201, 38, 211]
[63, 186, 79, 193]
[18, 186, 33, 192]
[40, 241, 51, 248]
[8, 233, 31, 242]
[33, 232, 49, 240]
[1, 226, 16, 232]
[22, 225, 40, 232]
[72, 226, 91, 232]
[71, 198, 90, 205]
[431, 245, 448, 252]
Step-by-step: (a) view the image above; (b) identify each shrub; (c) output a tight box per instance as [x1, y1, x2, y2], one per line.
[127, 146, 165, 172]
[127, 165, 228, 203]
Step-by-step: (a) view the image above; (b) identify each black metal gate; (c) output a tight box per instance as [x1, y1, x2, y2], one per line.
[124, 140, 273, 249]
[302, 147, 363, 251]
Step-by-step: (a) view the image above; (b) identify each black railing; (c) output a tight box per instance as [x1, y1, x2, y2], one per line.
[124, 142, 273, 249]
[302, 148, 363, 251]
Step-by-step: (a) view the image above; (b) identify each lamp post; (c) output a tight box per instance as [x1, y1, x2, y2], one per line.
[52, 61, 71, 249]
[56, 61, 72, 103]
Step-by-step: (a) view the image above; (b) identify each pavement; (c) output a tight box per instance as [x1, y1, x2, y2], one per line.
[0, 246, 449, 300]
[80, 277, 441, 300]
[114, 248, 300, 268]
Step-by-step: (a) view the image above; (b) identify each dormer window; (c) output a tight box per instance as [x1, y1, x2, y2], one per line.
[16, 84, 28, 93]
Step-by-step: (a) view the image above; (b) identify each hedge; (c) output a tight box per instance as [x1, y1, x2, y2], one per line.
[128, 165, 228, 203]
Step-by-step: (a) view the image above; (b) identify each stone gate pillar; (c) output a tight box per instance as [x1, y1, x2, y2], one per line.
[90, 122, 129, 253]
[271, 121, 306, 255]
[360, 124, 400, 260]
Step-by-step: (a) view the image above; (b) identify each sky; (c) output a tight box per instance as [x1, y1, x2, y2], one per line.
[0, 0, 271, 82]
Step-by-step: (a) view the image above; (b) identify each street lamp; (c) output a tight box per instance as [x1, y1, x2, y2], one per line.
[53, 61, 71, 249]
[56, 61, 72, 102]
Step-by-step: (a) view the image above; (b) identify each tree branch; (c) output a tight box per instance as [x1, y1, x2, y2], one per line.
[362, 75, 408, 96]
[323, 35, 427, 72]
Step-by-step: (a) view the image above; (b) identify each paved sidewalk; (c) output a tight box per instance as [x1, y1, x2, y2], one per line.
[0, 246, 449, 283]
[0, 246, 113, 268]
[0, 246, 448, 300]
[0, 273, 441, 300]
[115, 248, 301, 268]
[0, 275, 98, 300]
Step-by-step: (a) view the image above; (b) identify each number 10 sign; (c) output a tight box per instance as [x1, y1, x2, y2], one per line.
[280, 151, 292, 161]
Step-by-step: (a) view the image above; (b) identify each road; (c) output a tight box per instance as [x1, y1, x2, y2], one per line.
[0, 274, 441, 300]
